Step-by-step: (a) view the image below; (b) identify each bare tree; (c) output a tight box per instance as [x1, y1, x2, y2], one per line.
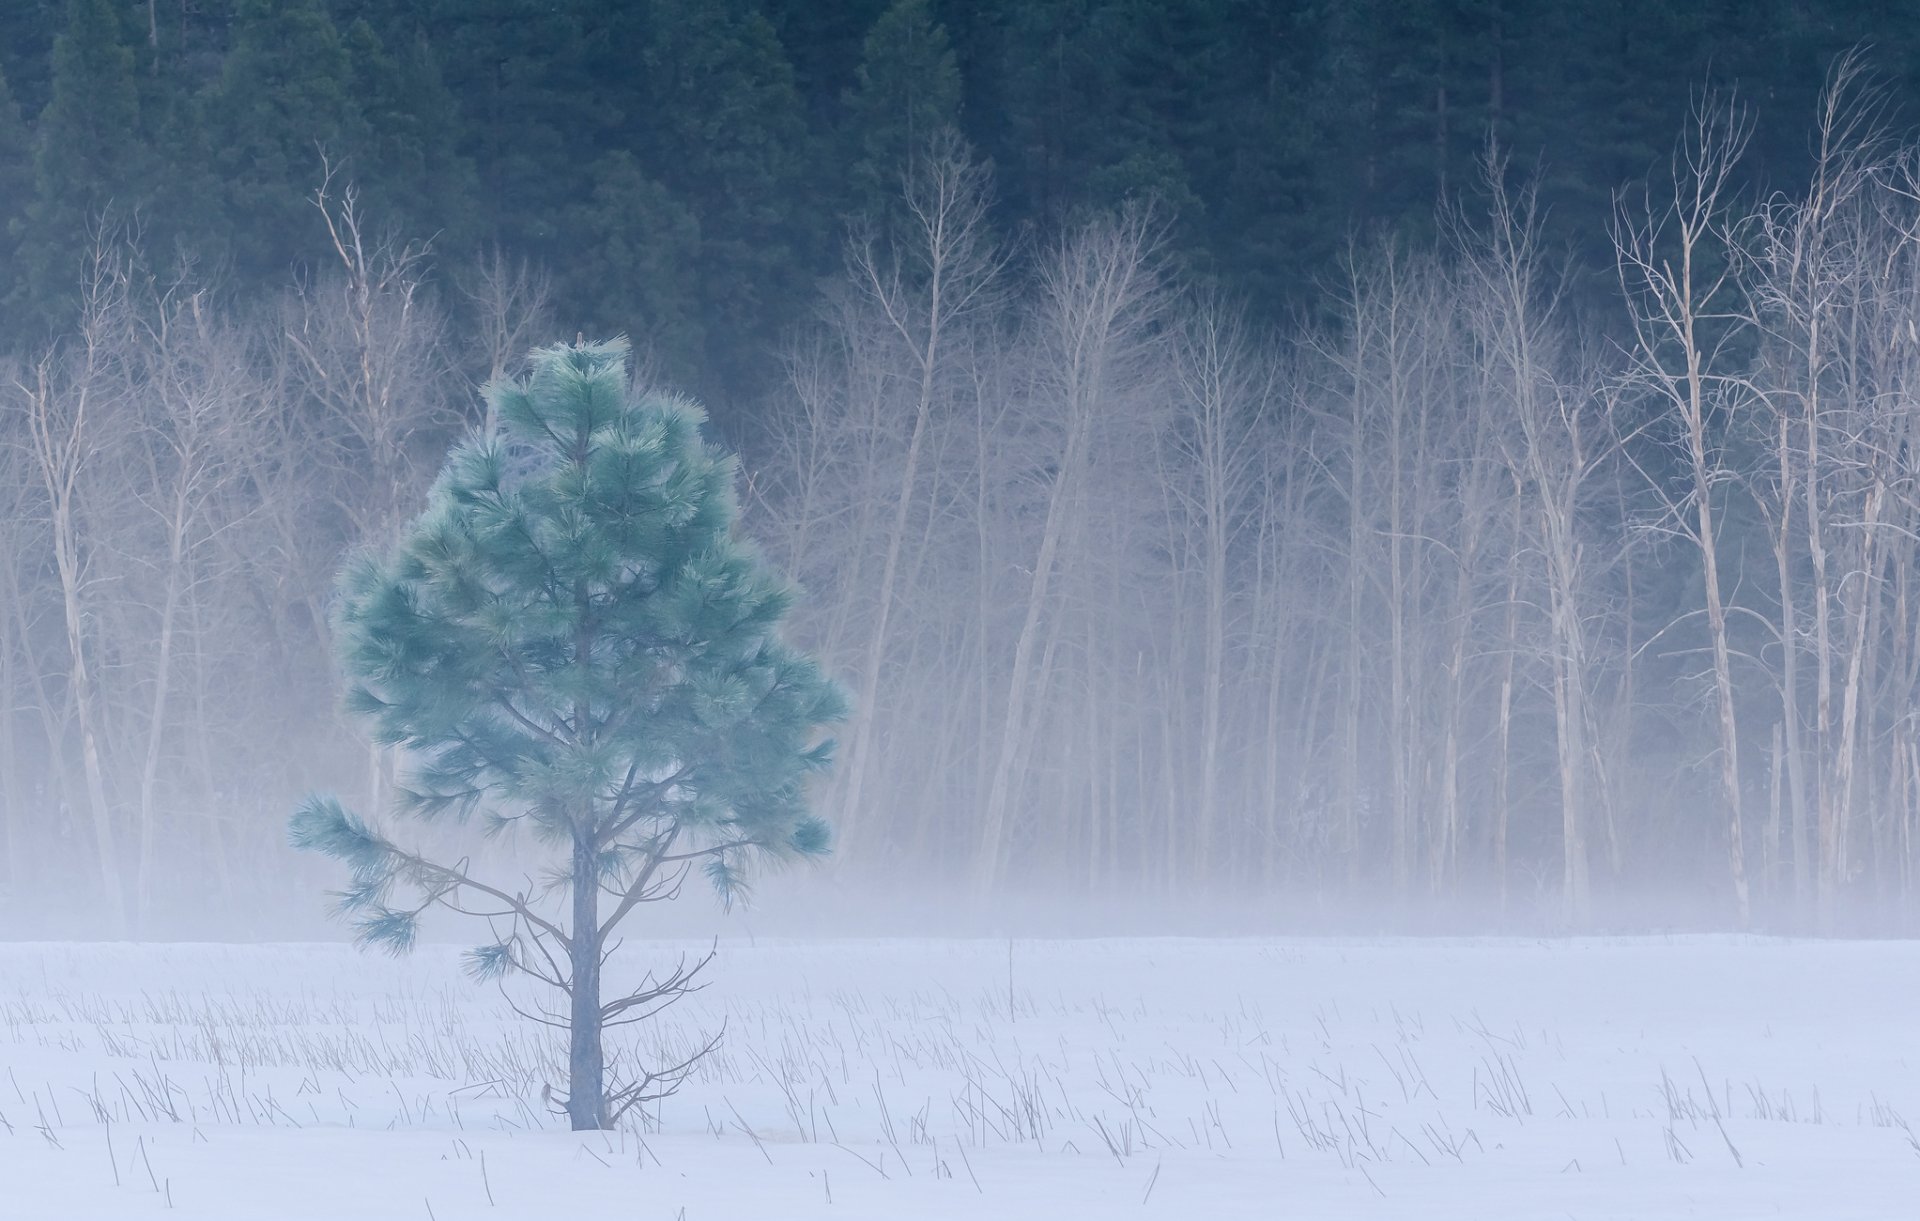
[117, 282, 263, 927]
[0, 398, 29, 893]
[1314, 244, 1464, 897]
[279, 169, 459, 819]
[458, 247, 553, 408]
[1615, 95, 1757, 925]
[11, 244, 131, 931]
[283, 168, 457, 545]
[1744, 60, 1890, 917]
[1463, 169, 1621, 923]
[837, 135, 1001, 852]
[1247, 359, 1336, 889]
[975, 210, 1166, 891]
[1164, 297, 1266, 882]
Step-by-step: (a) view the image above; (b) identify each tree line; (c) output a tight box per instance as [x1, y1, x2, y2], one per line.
[5, 5, 1920, 931]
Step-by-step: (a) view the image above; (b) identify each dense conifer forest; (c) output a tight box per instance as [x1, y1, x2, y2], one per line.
[1, 1, 1912, 404]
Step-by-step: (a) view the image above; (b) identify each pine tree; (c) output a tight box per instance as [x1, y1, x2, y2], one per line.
[763, 0, 892, 121]
[0, 0, 60, 120]
[844, 0, 964, 223]
[1209, 0, 1321, 312]
[0, 63, 32, 336]
[990, 0, 1133, 221]
[292, 339, 845, 1131]
[632, 0, 819, 406]
[344, 17, 481, 254]
[131, 4, 220, 288]
[15, 0, 145, 325]
[987, 0, 1205, 230]
[561, 153, 705, 385]
[432, 0, 599, 266]
[207, 0, 364, 282]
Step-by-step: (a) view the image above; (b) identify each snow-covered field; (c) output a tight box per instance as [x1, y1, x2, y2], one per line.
[0, 936, 1913, 1219]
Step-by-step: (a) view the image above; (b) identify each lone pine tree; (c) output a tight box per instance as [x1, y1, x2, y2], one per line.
[292, 339, 844, 1130]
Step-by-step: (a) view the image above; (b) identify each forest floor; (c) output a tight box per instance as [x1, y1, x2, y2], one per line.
[0, 936, 1911, 1219]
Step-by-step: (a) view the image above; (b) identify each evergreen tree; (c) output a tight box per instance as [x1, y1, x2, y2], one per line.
[16, 0, 145, 325]
[344, 18, 480, 253]
[431, 0, 599, 264]
[0, 65, 31, 330]
[985, 0, 1205, 237]
[561, 153, 705, 386]
[132, 5, 220, 286]
[207, 0, 363, 281]
[844, 0, 964, 222]
[632, 0, 819, 406]
[0, 0, 1916, 401]
[764, 0, 892, 122]
[989, 0, 1134, 221]
[0, 0, 61, 119]
[1209, 0, 1321, 312]
[291, 339, 845, 1131]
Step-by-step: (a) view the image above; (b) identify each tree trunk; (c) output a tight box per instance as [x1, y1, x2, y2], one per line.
[977, 477, 1072, 888]
[1343, 450, 1364, 883]
[1807, 323, 1838, 927]
[1682, 245, 1751, 928]
[1494, 550, 1520, 912]
[135, 499, 190, 932]
[1196, 478, 1226, 887]
[566, 833, 606, 1130]
[841, 285, 942, 850]
[1386, 343, 1412, 896]
[0, 573, 16, 891]
[1767, 722, 1783, 907]
[1700, 491, 1750, 926]
[1550, 596, 1591, 925]
[61, 544, 125, 934]
[1772, 417, 1810, 914]
[1829, 481, 1885, 916]
[977, 270, 1111, 887]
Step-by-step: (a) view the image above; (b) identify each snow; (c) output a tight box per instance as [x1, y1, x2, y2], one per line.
[0, 936, 1913, 1219]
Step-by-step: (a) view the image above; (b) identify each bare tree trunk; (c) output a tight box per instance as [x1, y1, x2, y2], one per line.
[1549, 593, 1592, 922]
[1196, 435, 1227, 886]
[1342, 399, 1366, 883]
[1767, 721, 1784, 904]
[1772, 410, 1811, 912]
[1436, 556, 1471, 896]
[977, 215, 1158, 891]
[185, 586, 234, 901]
[1696, 357, 1752, 926]
[1740, 60, 1887, 926]
[21, 359, 128, 933]
[1386, 338, 1413, 896]
[1807, 316, 1839, 924]
[134, 500, 187, 932]
[1494, 550, 1519, 912]
[0, 557, 18, 891]
[1467, 166, 1611, 925]
[1830, 480, 1885, 908]
[977, 408, 1087, 888]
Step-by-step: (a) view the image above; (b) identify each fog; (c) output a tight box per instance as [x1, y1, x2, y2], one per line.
[4, 79, 1920, 946]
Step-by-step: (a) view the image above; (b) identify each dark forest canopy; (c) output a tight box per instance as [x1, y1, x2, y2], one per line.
[0, 0, 1914, 416]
